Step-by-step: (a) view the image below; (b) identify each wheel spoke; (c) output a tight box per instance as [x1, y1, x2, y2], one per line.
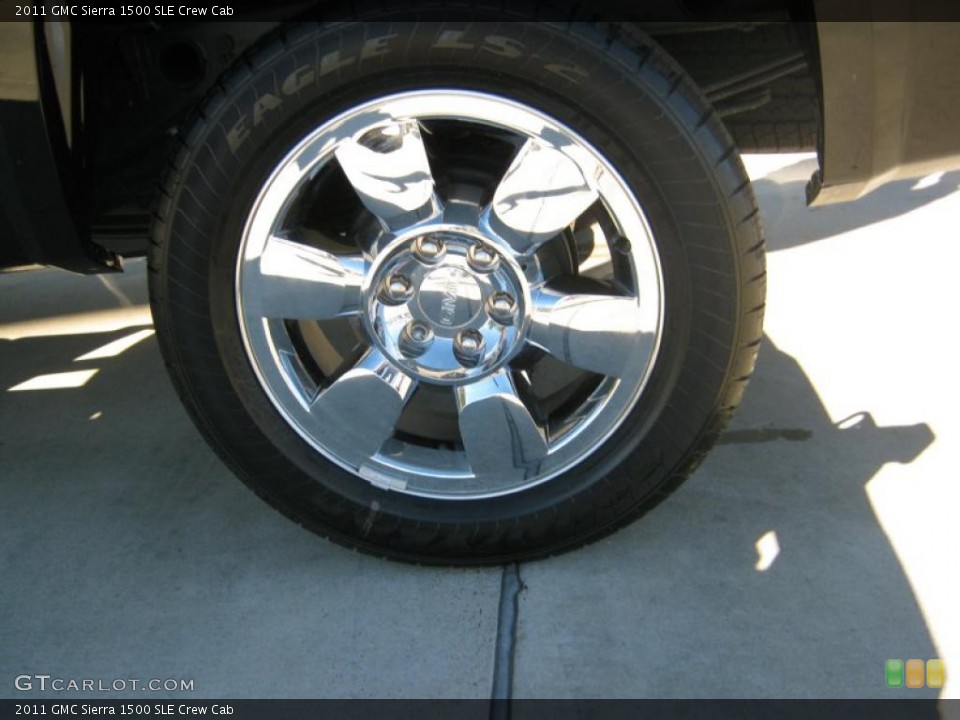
[456, 370, 548, 480]
[528, 290, 650, 378]
[484, 138, 598, 255]
[249, 235, 364, 320]
[309, 348, 415, 467]
[335, 119, 441, 232]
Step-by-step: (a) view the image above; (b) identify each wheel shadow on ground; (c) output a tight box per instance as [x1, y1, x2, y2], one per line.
[751, 159, 960, 252]
[513, 335, 939, 700]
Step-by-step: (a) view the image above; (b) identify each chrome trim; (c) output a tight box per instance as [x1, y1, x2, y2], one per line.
[236, 90, 664, 499]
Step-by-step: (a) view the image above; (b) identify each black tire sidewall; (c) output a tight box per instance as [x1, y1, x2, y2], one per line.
[158, 21, 744, 558]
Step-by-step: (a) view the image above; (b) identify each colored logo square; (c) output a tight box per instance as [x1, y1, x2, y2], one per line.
[886, 659, 904, 688]
[926, 660, 945, 689]
[906, 659, 925, 688]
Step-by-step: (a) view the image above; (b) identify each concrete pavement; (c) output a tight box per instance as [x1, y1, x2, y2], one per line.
[0, 266, 500, 699]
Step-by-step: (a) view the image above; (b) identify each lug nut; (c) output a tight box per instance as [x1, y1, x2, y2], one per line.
[453, 329, 485, 367]
[399, 320, 434, 357]
[486, 292, 517, 325]
[467, 243, 499, 273]
[412, 236, 446, 264]
[380, 274, 414, 305]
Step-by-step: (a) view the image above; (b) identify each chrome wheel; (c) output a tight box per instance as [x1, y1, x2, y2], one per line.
[236, 90, 663, 499]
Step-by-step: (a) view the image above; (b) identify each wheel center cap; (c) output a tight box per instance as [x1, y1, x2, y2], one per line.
[362, 227, 530, 385]
[418, 266, 482, 328]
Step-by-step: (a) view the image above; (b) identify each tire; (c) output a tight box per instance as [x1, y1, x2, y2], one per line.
[149, 19, 765, 565]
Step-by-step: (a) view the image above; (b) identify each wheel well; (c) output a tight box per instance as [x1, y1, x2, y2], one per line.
[637, 20, 821, 154]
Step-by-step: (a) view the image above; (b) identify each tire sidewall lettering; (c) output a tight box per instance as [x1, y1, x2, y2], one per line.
[227, 28, 588, 154]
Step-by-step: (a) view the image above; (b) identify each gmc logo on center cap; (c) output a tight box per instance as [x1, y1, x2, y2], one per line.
[440, 281, 459, 325]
